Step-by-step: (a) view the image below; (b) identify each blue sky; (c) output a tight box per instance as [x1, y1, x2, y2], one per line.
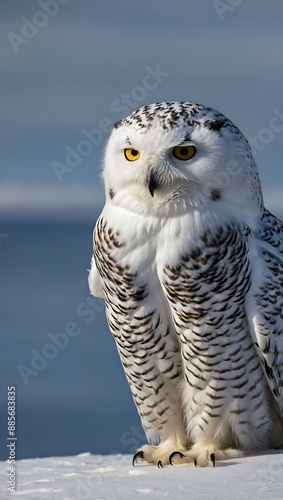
[1, 0, 283, 219]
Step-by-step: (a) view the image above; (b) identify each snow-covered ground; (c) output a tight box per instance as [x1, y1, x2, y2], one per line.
[0, 451, 283, 499]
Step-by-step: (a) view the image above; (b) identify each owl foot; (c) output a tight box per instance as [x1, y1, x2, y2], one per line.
[132, 443, 188, 468]
[169, 446, 242, 467]
[169, 450, 215, 467]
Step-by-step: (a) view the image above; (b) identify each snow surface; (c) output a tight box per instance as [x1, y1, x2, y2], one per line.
[1, 451, 283, 499]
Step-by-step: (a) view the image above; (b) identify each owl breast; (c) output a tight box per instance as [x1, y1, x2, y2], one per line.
[93, 210, 185, 441]
[94, 205, 274, 449]
[159, 219, 273, 447]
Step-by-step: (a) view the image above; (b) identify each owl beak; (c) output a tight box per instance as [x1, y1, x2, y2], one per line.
[146, 168, 159, 197]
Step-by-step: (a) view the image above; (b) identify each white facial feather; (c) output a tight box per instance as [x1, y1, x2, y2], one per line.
[103, 101, 263, 218]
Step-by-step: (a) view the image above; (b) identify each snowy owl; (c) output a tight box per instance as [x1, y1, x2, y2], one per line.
[88, 101, 283, 467]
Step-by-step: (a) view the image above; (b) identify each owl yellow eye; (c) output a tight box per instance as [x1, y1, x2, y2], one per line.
[124, 148, 140, 161]
[172, 145, 196, 161]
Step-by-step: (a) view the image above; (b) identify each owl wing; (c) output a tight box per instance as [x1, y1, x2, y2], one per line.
[245, 208, 283, 416]
[88, 225, 105, 299]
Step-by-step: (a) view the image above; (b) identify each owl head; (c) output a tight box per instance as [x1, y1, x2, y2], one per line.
[102, 102, 263, 218]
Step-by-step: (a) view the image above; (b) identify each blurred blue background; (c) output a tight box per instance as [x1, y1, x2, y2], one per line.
[1, 0, 283, 460]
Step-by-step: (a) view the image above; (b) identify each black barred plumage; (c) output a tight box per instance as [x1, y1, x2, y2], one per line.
[89, 101, 283, 467]
[94, 216, 185, 439]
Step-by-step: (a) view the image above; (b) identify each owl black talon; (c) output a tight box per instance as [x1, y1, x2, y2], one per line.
[132, 451, 144, 467]
[169, 451, 185, 465]
[194, 458, 197, 467]
[157, 460, 163, 468]
[210, 453, 216, 467]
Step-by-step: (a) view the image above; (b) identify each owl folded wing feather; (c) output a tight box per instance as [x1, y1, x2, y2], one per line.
[246, 209, 283, 417]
